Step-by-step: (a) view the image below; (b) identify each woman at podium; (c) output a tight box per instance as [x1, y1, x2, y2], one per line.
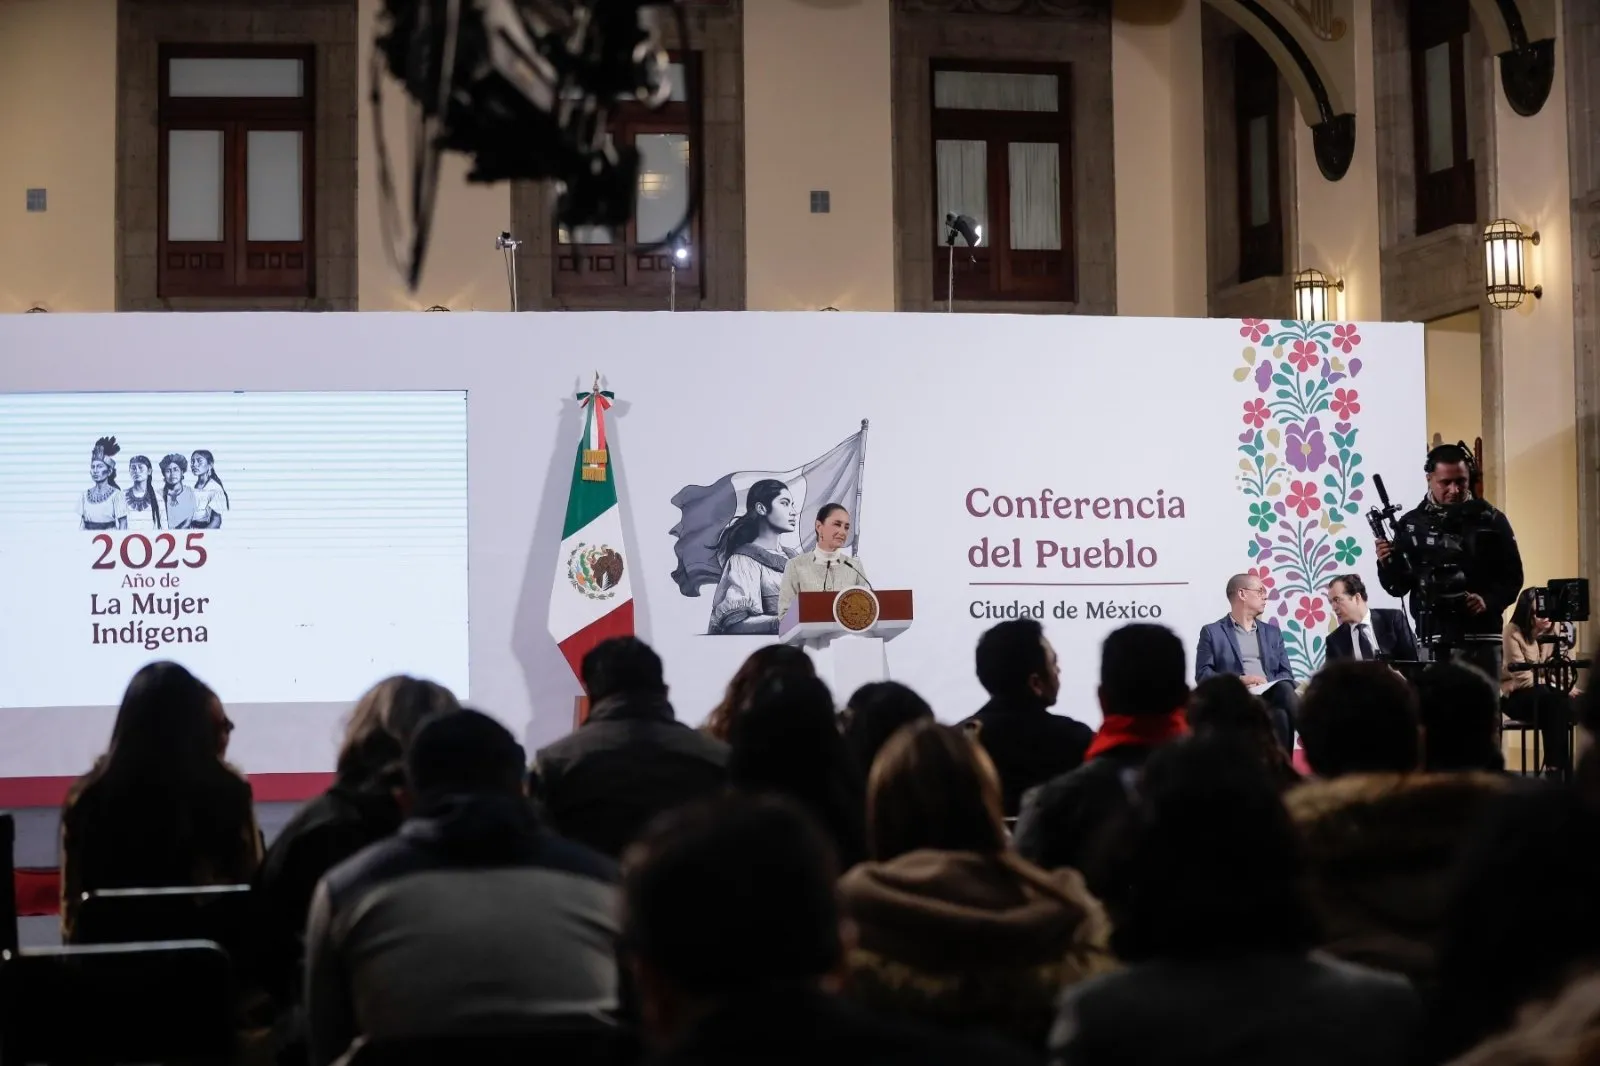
[778, 504, 870, 619]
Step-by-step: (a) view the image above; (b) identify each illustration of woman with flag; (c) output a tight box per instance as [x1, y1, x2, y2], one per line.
[707, 479, 800, 635]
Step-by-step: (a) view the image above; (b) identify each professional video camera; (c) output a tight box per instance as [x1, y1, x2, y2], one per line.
[1366, 470, 1505, 644]
[371, 0, 692, 289]
[1532, 578, 1592, 624]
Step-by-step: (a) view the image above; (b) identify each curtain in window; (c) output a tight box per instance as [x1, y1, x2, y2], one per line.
[1008, 142, 1061, 251]
[936, 140, 988, 239]
[934, 71, 1058, 112]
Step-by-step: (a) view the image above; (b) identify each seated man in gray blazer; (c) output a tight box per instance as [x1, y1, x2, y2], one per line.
[1195, 573, 1298, 751]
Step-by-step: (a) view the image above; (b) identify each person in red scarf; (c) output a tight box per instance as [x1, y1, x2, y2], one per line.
[1014, 624, 1189, 901]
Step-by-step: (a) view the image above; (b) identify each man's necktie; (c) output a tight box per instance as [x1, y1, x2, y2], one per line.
[1358, 623, 1375, 660]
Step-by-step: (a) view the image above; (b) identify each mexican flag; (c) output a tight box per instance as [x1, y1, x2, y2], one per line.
[549, 380, 634, 679]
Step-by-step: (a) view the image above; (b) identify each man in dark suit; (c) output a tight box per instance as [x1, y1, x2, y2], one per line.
[1195, 573, 1298, 750]
[1325, 573, 1418, 663]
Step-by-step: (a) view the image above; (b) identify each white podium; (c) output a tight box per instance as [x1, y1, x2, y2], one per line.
[777, 589, 914, 699]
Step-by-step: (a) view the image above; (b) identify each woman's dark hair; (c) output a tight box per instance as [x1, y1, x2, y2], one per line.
[191, 450, 229, 509]
[336, 675, 462, 784]
[728, 672, 866, 869]
[711, 479, 789, 563]
[1109, 734, 1319, 962]
[124, 455, 163, 529]
[1510, 587, 1540, 642]
[815, 503, 847, 525]
[1187, 675, 1298, 791]
[868, 720, 1006, 860]
[841, 681, 933, 780]
[704, 643, 814, 743]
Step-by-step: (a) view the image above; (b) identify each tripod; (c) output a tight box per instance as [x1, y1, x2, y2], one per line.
[1510, 633, 1588, 780]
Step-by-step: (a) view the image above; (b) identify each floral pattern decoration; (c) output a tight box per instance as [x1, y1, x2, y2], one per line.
[1232, 319, 1367, 678]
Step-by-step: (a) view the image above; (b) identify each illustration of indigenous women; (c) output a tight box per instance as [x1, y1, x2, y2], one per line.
[124, 455, 162, 532]
[79, 437, 126, 530]
[707, 479, 800, 635]
[190, 450, 229, 529]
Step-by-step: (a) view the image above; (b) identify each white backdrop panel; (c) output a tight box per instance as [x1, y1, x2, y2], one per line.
[0, 312, 1424, 783]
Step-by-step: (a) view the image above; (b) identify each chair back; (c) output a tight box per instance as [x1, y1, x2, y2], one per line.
[74, 883, 253, 965]
[0, 939, 234, 1064]
[343, 1013, 633, 1066]
[0, 814, 16, 955]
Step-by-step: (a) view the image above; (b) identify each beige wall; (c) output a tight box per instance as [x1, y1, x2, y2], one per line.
[1424, 310, 1484, 446]
[743, 0, 894, 311]
[1493, 7, 1579, 590]
[1112, 0, 1208, 317]
[356, 0, 510, 310]
[1294, 0, 1381, 321]
[0, 0, 117, 313]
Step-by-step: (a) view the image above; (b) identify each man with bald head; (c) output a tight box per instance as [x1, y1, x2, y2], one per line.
[1195, 573, 1298, 751]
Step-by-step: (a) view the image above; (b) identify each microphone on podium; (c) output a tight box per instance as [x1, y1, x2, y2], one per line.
[840, 557, 873, 591]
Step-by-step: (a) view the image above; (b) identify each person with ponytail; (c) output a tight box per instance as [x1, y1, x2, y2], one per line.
[190, 449, 229, 528]
[707, 478, 801, 634]
[839, 719, 1113, 1053]
[123, 455, 163, 532]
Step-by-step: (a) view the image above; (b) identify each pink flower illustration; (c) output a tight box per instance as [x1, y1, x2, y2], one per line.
[1287, 339, 1320, 373]
[1295, 595, 1328, 627]
[1249, 566, 1276, 594]
[1240, 319, 1270, 344]
[1285, 480, 1321, 518]
[1331, 388, 1361, 420]
[1332, 324, 1362, 354]
[1242, 398, 1270, 428]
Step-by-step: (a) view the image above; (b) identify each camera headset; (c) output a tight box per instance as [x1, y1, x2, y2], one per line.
[1423, 441, 1477, 486]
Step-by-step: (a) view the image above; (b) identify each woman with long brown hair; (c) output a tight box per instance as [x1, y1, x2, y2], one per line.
[703, 643, 814, 742]
[254, 675, 461, 1005]
[838, 719, 1112, 1053]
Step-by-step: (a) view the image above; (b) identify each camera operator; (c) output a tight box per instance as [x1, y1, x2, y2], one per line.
[1374, 443, 1523, 681]
[1502, 587, 1580, 776]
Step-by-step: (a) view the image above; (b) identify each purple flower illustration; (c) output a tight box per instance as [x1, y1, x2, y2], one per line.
[1284, 418, 1327, 472]
[1254, 360, 1274, 392]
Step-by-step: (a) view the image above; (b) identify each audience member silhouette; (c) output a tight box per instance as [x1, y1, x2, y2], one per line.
[1187, 674, 1300, 791]
[839, 680, 934, 781]
[702, 643, 815, 742]
[1015, 623, 1190, 897]
[841, 719, 1111, 1051]
[60, 661, 260, 941]
[305, 709, 618, 1066]
[1413, 662, 1505, 773]
[256, 675, 461, 1005]
[621, 794, 1034, 1066]
[1049, 735, 1419, 1066]
[1287, 660, 1505, 992]
[535, 636, 728, 858]
[961, 618, 1093, 816]
[728, 672, 867, 869]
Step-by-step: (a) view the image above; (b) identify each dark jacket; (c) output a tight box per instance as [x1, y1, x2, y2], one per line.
[1195, 615, 1295, 684]
[1014, 745, 1155, 898]
[961, 697, 1093, 817]
[1050, 953, 1420, 1066]
[1377, 497, 1523, 637]
[305, 794, 619, 1066]
[839, 849, 1112, 1052]
[60, 761, 261, 942]
[648, 984, 1038, 1066]
[1325, 608, 1419, 662]
[534, 692, 729, 859]
[254, 776, 404, 1004]
[1284, 772, 1506, 993]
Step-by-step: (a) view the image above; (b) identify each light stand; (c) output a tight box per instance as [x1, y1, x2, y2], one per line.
[942, 213, 982, 313]
[670, 240, 690, 312]
[494, 231, 522, 311]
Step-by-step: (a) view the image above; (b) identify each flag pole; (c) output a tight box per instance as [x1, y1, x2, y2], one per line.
[851, 418, 869, 556]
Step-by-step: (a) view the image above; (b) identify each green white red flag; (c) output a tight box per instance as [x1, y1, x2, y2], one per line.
[549, 376, 634, 678]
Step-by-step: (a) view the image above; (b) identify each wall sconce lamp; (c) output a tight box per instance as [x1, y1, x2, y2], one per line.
[25, 304, 49, 313]
[424, 305, 451, 312]
[1293, 268, 1343, 322]
[1483, 219, 1542, 310]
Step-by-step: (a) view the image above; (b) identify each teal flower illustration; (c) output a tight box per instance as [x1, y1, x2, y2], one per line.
[1248, 502, 1275, 531]
[1333, 537, 1362, 566]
